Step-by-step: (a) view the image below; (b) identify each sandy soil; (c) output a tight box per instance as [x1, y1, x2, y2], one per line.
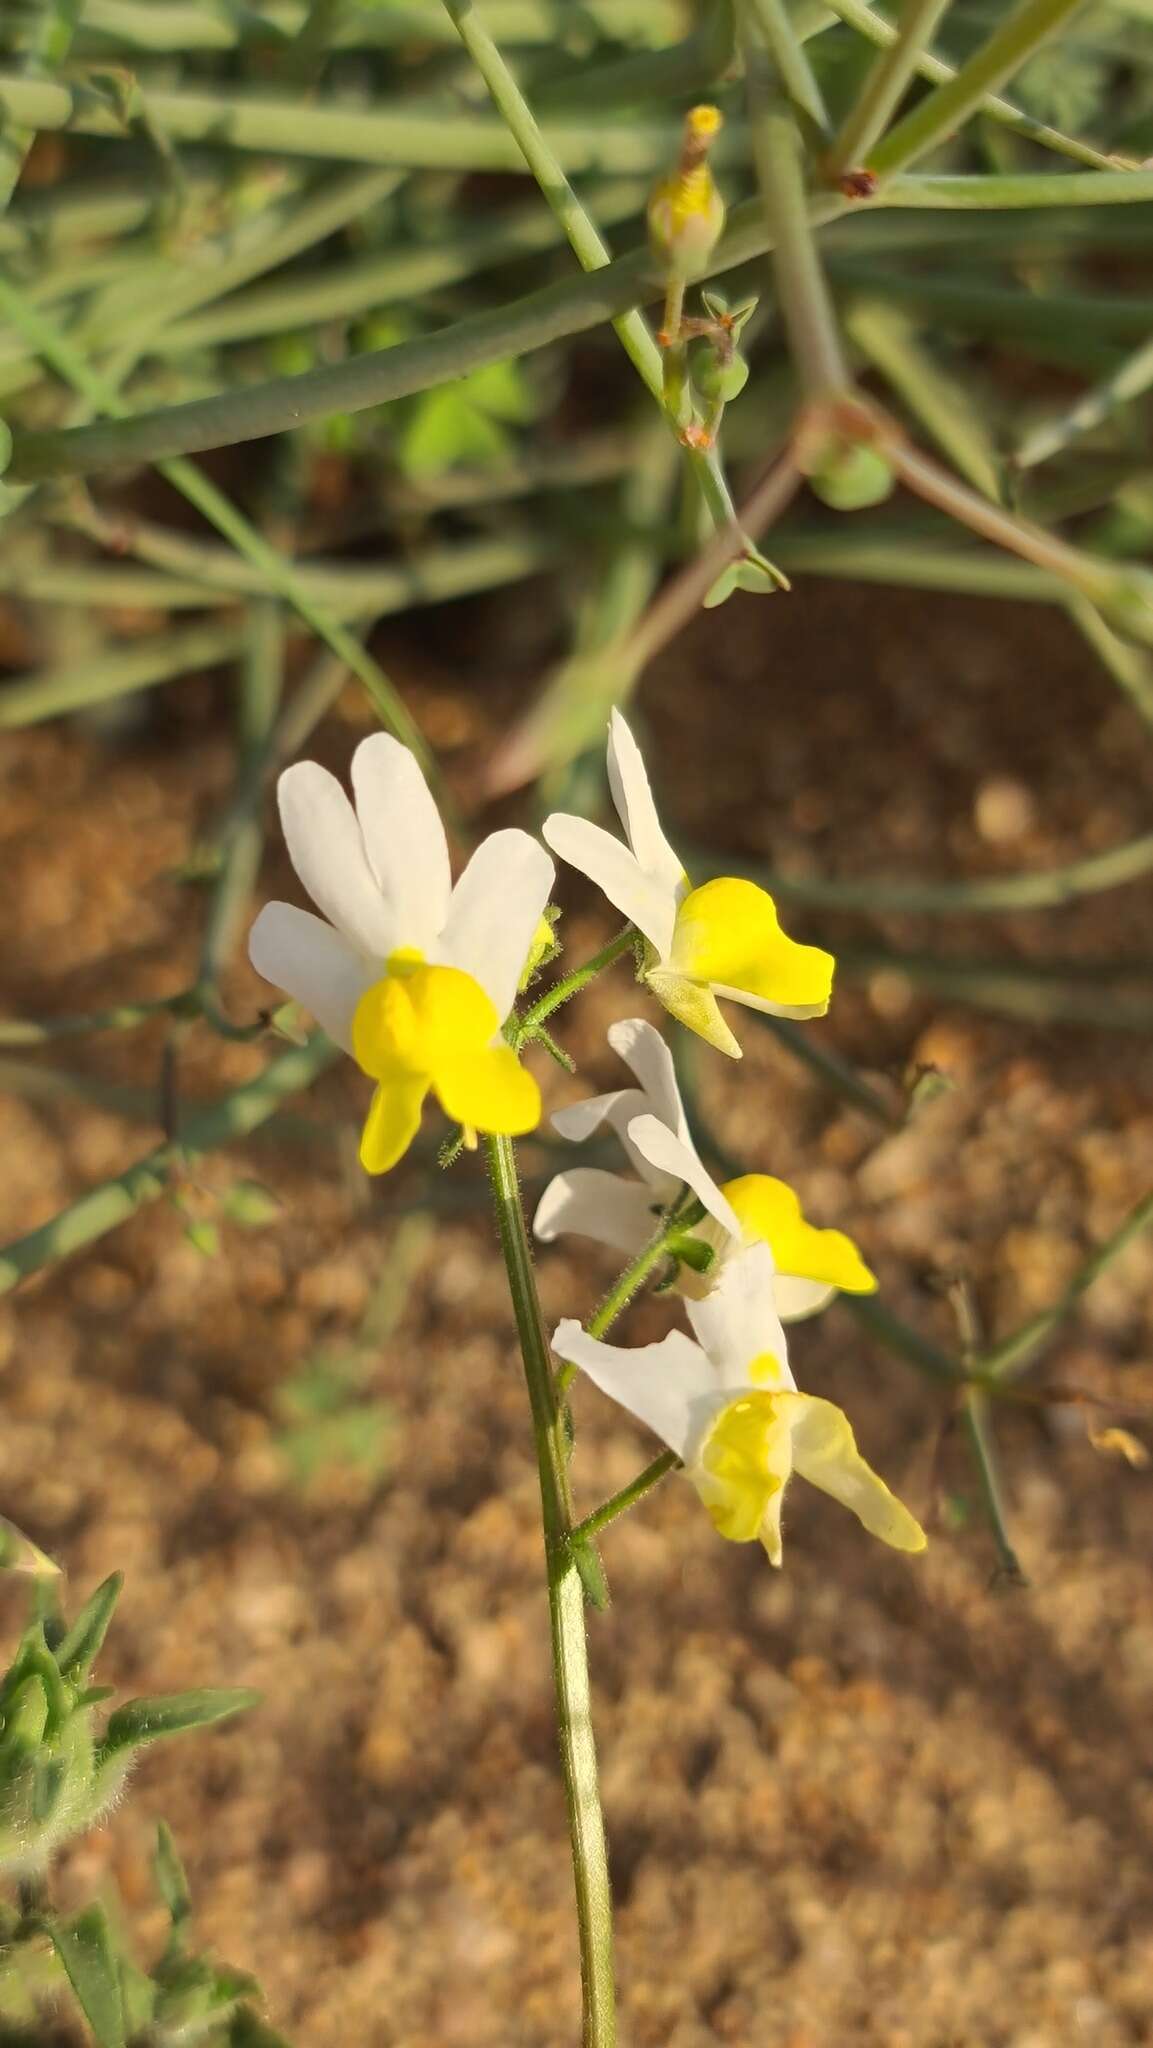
[1, 577, 1152, 2047]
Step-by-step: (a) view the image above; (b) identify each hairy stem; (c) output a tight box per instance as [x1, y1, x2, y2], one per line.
[515, 929, 637, 1045]
[485, 1133, 616, 2048]
[573, 1452, 681, 1543]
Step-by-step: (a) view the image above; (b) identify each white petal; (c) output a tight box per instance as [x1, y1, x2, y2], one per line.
[437, 829, 554, 1023]
[626, 1114, 739, 1239]
[277, 760, 395, 961]
[711, 981, 830, 1022]
[542, 814, 676, 957]
[551, 1318, 719, 1459]
[249, 902, 374, 1051]
[533, 1169, 657, 1255]
[551, 1087, 637, 1145]
[551, 1086, 678, 1199]
[774, 1274, 838, 1322]
[606, 711, 685, 896]
[607, 1016, 690, 1142]
[350, 733, 451, 952]
[686, 1243, 794, 1391]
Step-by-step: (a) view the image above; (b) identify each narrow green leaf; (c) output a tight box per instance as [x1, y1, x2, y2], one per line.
[101, 1687, 260, 1756]
[572, 1537, 611, 1612]
[50, 1905, 127, 2048]
[54, 1573, 123, 1684]
[228, 2006, 296, 2048]
[0, 1513, 59, 1579]
[153, 1821, 192, 1932]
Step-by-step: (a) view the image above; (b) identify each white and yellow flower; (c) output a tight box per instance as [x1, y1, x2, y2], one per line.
[249, 734, 553, 1172]
[542, 712, 833, 1058]
[553, 1245, 924, 1567]
[535, 1018, 876, 1319]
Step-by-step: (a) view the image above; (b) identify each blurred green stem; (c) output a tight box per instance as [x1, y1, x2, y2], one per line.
[485, 1133, 616, 2048]
[0, 0, 83, 214]
[869, 0, 1092, 176]
[742, 0, 830, 135]
[740, 38, 850, 400]
[18, 175, 1153, 480]
[979, 1189, 1153, 1382]
[15, 0, 684, 52]
[195, 601, 285, 1022]
[827, 0, 953, 177]
[439, 0, 745, 548]
[960, 1387, 1026, 1582]
[825, 0, 1121, 169]
[0, 1036, 337, 1294]
[0, 271, 433, 772]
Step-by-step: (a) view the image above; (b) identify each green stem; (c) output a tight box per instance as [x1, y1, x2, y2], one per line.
[1016, 332, 1153, 472]
[751, 1013, 903, 1126]
[553, 1223, 683, 1400]
[572, 1452, 680, 1543]
[869, 0, 1092, 176]
[0, 271, 433, 772]
[979, 1188, 1153, 1383]
[846, 299, 1002, 499]
[827, 0, 953, 175]
[742, 0, 831, 135]
[0, 1036, 337, 1294]
[588, 1227, 677, 1341]
[0, 0, 83, 215]
[0, 618, 250, 730]
[884, 433, 1135, 617]
[27, 0, 685, 53]
[515, 929, 636, 1046]
[709, 825, 1153, 915]
[825, 0, 1123, 170]
[0, 72, 702, 173]
[90, 165, 406, 363]
[438, 0, 742, 547]
[484, 1133, 616, 2048]
[843, 1294, 964, 1386]
[19, 174, 1153, 481]
[960, 1389, 1027, 1584]
[741, 32, 850, 400]
[195, 600, 284, 1019]
[0, 994, 194, 1046]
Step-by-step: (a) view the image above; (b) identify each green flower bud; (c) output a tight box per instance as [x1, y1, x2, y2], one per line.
[691, 345, 750, 403]
[810, 442, 895, 512]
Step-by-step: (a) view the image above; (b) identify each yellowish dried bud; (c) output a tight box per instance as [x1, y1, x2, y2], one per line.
[648, 104, 726, 281]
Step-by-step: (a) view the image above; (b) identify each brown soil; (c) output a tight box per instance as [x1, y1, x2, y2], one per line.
[2, 578, 1152, 2047]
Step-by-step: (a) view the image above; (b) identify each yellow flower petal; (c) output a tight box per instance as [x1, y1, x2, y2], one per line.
[644, 967, 742, 1059]
[403, 962, 499, 1062]
[353, 973, 421, 1080]
[721, 1174, 877, 1294]
[352, 961, 498, 1082]
[669, 878, 834, 1015]
[781, 1392, 926, 1554]
[434, 1043, 541, 1137]
[359, 1075, 429, 1174]
[692, 1391, 793, 1546]
[690, 1389, 925, 1565]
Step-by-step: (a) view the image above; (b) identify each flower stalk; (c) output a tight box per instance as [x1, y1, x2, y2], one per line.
[485, 1132, 617, 2048]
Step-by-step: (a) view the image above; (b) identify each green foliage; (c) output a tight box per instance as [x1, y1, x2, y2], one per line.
[0, 1585, 278, 2048]
[0, 1590, 257, 1877]
[400, 359, 540, 479]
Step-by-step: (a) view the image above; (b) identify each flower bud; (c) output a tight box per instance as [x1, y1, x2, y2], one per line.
[809, 441, 895, 512]
[648, 105, 726, 281]
[691, 345, 750, 402]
